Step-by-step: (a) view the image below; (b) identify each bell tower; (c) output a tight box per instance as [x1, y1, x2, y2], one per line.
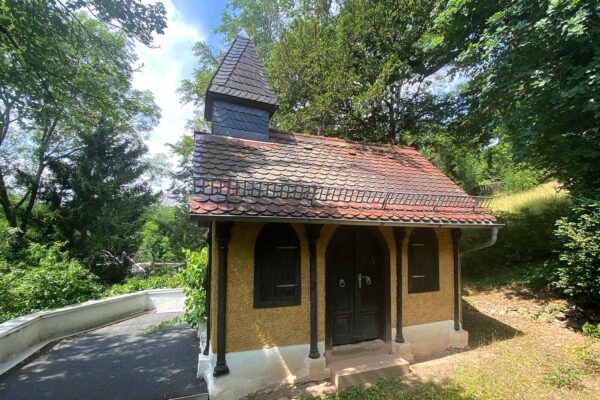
[204, 34, 278, 142]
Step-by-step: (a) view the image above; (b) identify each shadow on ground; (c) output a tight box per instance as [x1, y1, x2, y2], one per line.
[462, 300, 523, 349]
[0, 312, 206, 400]
[252, 376, 479, 400]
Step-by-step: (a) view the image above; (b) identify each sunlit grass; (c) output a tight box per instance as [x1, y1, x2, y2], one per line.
[488, 181, 570, 214]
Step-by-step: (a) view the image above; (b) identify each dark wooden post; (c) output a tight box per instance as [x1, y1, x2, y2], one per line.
[306, 224, 322, 359]
[203, 224, 212, 356]
[394, 228, 406, 343]
[452, 228, 462, 331]
[214, 222, 233, 376]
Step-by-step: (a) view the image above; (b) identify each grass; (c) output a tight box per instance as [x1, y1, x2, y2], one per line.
[488, 181, 569, 214]
[272, 301, 600, 400]
[142, 316, 183, 334]
[246, 282, 600, 400]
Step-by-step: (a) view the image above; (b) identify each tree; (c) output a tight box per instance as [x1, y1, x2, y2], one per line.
[455, 0, 600, 196]
[43, 90, 160, 277]
[0, 0, 166, 234]
[138, 205, 206, 263]
[191, 1, 497, 147]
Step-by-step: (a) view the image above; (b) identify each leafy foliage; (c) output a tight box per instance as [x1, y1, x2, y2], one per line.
[459, 0, 600, 196]
[43, 97, 160, 277]
[137, 205, 206, 263]
[550, 198, 600, 305]
[0, 242, 102, 322]
[0, 1, 166, 234]
[179, 248, 208, 328]
[106, 274, 183, 297]
[582, 322, 600, 338]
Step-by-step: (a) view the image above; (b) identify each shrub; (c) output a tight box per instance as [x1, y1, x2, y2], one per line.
[179, 248, 207, 328]
[0, 242, 102, 323]
[106, 274, 183, 296]
[550, 198, 600, 306]
[582, 322, 600, 338]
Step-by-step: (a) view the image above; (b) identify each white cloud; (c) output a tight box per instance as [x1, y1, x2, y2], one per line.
[132, 0, 206, 159]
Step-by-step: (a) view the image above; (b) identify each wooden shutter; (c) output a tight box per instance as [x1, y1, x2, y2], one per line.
[408, 228, 439, 293]
[254, 223, 301, 307]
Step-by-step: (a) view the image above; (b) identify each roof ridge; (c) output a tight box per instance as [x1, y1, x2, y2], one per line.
[222, 36, 250, 90]
[269, 129, 417, 150]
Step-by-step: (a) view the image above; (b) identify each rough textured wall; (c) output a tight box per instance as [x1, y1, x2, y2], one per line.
[210, 223, 455, 353]
[212, 222, 311, 353]
[316, 225, 337, 341]
[393, 228, 455, 327]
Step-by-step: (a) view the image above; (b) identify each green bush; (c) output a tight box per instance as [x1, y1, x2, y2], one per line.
[0, 242, 103, 323]
[582, 322, 600, 338]
[179, 248, 207, 328]
[501, 164, 545, 194]
[106, 274, 183, 296]
[550, 198, 600, 306]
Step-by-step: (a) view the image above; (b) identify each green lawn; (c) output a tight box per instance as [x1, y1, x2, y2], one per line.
[246, 287, 600, 400]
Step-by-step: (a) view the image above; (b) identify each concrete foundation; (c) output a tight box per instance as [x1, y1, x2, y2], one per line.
[198, 342, 329, 400]
[199, 320, 468, 398]
[393, 320, 469, 359]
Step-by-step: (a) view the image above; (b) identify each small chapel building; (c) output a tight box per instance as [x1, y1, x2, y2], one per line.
[189, 34, 499, 399]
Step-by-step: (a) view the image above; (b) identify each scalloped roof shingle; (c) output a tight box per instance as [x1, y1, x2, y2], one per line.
[189, 130, 498, 227]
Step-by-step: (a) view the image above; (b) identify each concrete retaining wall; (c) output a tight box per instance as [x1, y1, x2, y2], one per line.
[0, 289, 184, 374]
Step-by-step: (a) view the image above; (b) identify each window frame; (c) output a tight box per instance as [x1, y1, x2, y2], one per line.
[407, 228, 440, 294]
[253, 223, 302, 308]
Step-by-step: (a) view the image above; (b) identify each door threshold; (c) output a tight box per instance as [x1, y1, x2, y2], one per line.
[327, 339, 391, 362]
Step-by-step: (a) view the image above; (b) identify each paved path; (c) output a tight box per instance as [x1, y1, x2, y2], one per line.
[0, 312, 207, 400]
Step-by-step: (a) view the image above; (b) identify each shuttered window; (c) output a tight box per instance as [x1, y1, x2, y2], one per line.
[408, 228, 439, 293]
[254, 223, 301, 308]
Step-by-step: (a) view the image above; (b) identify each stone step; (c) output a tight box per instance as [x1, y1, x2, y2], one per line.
[328, 352, 410, 389]
[328, 339, 385, 361]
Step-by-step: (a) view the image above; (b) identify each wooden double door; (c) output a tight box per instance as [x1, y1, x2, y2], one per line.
[327, 226, 386, 346]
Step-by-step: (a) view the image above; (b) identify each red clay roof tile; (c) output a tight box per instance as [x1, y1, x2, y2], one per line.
[190, 130, 498, 226]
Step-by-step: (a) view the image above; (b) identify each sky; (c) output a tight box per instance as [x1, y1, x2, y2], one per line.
[132, 0, 228, 159]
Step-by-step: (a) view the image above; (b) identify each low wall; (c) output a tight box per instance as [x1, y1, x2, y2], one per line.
[0, 289, 184, 373]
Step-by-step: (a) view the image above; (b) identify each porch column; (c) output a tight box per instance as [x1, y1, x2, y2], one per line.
[214, 222, 233, 376]
[394, 227, 406, 343]
[452, 228, 462, 331]
[203, 224, 212, 356]
[305, 224, 322, 359]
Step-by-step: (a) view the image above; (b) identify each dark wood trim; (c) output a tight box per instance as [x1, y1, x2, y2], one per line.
[452, 228, 462, 331]
[382, 236, 392, 343]
[394, 228, 406, 343]
[305, 224, 322, 359]
[203, 224, 212, 356]
[213, 222, 233, 377]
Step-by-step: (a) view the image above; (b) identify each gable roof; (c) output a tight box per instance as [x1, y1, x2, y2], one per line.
[204, 35, 278, 120]
[189, 130, 498, 227]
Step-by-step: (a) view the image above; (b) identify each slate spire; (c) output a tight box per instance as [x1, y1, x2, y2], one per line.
[204, 35, 278, 142]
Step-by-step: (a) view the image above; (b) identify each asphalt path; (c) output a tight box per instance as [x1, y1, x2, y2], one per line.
[0, 312, 207, 400]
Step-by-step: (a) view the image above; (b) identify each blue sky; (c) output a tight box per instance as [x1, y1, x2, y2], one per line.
[132, 0, 229, 159]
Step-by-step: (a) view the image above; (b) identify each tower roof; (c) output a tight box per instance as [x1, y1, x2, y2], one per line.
[204, 35, 278, 121]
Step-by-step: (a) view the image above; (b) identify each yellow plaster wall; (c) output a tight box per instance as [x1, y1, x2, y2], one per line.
[391, 228, 455, 327]
[210, 223, 455, 353]
[211, 222, 311, 353]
